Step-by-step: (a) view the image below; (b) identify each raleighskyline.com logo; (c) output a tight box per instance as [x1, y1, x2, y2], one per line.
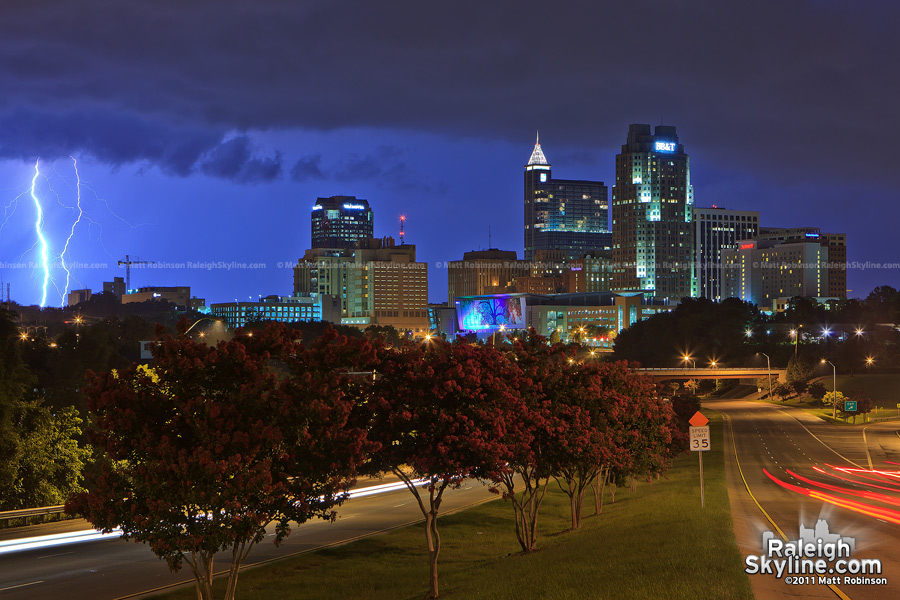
[744, 519, 886, 586]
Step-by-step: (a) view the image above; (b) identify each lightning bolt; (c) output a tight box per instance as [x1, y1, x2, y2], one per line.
[30, 159, 51, 307]
[59, 156, 84, 305]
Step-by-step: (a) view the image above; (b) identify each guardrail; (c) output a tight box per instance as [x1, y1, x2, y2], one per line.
[0, 505, 66, 522]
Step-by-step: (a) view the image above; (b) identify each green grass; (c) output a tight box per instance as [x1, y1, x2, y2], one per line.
[154, 414, 752, 600]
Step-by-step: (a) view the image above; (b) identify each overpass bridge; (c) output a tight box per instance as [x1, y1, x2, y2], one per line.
[634, 367, 786, 382]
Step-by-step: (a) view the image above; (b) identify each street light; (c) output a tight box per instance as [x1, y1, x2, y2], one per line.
[793, 324, 802, 355]
[821, 359, 837, 419]
[866, 356, 874, 369]
[682, 354, 695, 368]
[761, 352, 773, 401]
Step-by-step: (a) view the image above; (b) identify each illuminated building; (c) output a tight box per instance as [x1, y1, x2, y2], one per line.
[694, 207, 759, 300]
[447, 249, 531, 304]
[311, 195, 374, 249]
[210, 294, 340, 329]
[758, 227, 846, 298]
[294, 236, 429, 336]
[612, 124, 696, 303]
[524, 134, 611, 261]
[436, 291, 671, 348]
[565, 251, 614, 293]
[721, 239, 828, 309]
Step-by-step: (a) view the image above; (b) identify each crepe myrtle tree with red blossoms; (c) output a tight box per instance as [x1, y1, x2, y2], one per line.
[66, 324, 374, 600]
[363, 340, 518, 599]
[487, 338, 575, 552]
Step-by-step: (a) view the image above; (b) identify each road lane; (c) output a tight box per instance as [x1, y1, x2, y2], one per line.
[714, 399, 900, 600]
[0, 480, 498, 600]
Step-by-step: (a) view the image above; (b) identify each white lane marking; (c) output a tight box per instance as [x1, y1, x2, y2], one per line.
[37, 551, 74, 559]
[0, 581, 44, 592]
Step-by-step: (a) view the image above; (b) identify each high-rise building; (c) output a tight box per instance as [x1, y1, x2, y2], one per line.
[294, 236, 429, 335]
[694, 207, 759, 301]
[311, 195, 374, 249]
[612, 124, 696, 303]
[721, 239, 828, 308]
[757, 227, 846, 298]
[524, 134, 610, 261]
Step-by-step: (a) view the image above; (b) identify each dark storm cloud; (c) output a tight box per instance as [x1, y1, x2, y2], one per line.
[198, 136, 282, 184]
[290, 155, 325, 182]
[1, 0, 899, 186]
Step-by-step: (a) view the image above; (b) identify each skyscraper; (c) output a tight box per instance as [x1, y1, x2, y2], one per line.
[612, 124, 696, 303]
[694, 207, 759, 301]
[311, 195, 374, 249]
[524, 134, 610, 261]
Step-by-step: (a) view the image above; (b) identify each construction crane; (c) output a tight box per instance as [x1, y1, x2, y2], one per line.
[118, 254, 155, 292]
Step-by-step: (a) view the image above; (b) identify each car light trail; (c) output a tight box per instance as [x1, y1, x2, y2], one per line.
[0, 478, 429, 555]
[765, 466, 900, 526]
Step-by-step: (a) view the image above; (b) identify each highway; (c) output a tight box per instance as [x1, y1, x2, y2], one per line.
[714, 398, 900, 600]
[0, 479, 498, 600]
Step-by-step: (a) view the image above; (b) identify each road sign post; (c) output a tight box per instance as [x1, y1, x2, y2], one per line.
[688, 411, 710, 508]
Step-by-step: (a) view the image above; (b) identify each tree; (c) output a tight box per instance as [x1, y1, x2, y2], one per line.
[786, 354, 813, 386]
[790, 379, 808, 396]
[773, 383, 793, 401]
[555, 361, 670, 530]
[364, 340, 514, 598]
[10, 402, 89, 509]
[807, 381, 827, 400]
[67, 325, 371, 600]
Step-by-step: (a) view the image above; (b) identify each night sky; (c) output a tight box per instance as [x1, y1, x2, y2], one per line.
[1, 0, 898, 308]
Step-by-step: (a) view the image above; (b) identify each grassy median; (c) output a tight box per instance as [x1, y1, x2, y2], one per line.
[155, 413, 752, 600]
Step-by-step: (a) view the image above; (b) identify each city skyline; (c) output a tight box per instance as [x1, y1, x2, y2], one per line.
[0, 1, 897, 307]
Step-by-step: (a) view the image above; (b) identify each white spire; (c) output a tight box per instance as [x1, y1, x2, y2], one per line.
[527, 130, 549, 166]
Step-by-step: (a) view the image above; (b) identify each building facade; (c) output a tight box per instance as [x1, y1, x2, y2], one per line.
[694, 207, 759, 301]
[294, 236, 429, 335]
[612, 124, 696, 303]
[721, 239, 829, 308]
[432, 291, 672, 349]
[447, 249, 531, 304]
[524, 135, 611, 261]
[758, 227, 846, 298]
[311, 196, 374, 249]
[210, 294, 340, 329]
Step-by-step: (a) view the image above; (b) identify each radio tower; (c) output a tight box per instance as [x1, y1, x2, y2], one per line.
[399, 214, 406, 245]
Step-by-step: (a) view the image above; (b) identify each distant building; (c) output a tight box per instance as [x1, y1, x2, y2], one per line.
[311, 196, 374, 249]
[294, 236, 429, 336]
[694, 207, 759, 300]
[210, 294, 340, 329]
[103, 276, 126, 299]
[721, 239, 829, 308]
[565, 252, 614, 293]
[758, 227, 846, 298]
[612, 124, 696, 303]
[447, 249, 530, 304]
[122, 286, 194, 308]
[434, 291, 672, 349]
[66, 289, 91, 306]
[524, 134, 611, 261]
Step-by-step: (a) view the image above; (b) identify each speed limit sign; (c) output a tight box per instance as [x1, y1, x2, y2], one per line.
[690, 426, 710, 451]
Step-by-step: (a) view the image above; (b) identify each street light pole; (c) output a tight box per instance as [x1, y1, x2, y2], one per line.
[761, 352, 773, 400]
[821, 359, 837, 419]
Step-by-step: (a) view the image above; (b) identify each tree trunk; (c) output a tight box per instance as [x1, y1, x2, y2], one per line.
[424, 510, 442, 598]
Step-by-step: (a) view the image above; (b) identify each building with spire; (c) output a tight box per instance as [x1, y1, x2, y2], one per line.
[612, 124, 696, 303]
[524, 133, 610, 262]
